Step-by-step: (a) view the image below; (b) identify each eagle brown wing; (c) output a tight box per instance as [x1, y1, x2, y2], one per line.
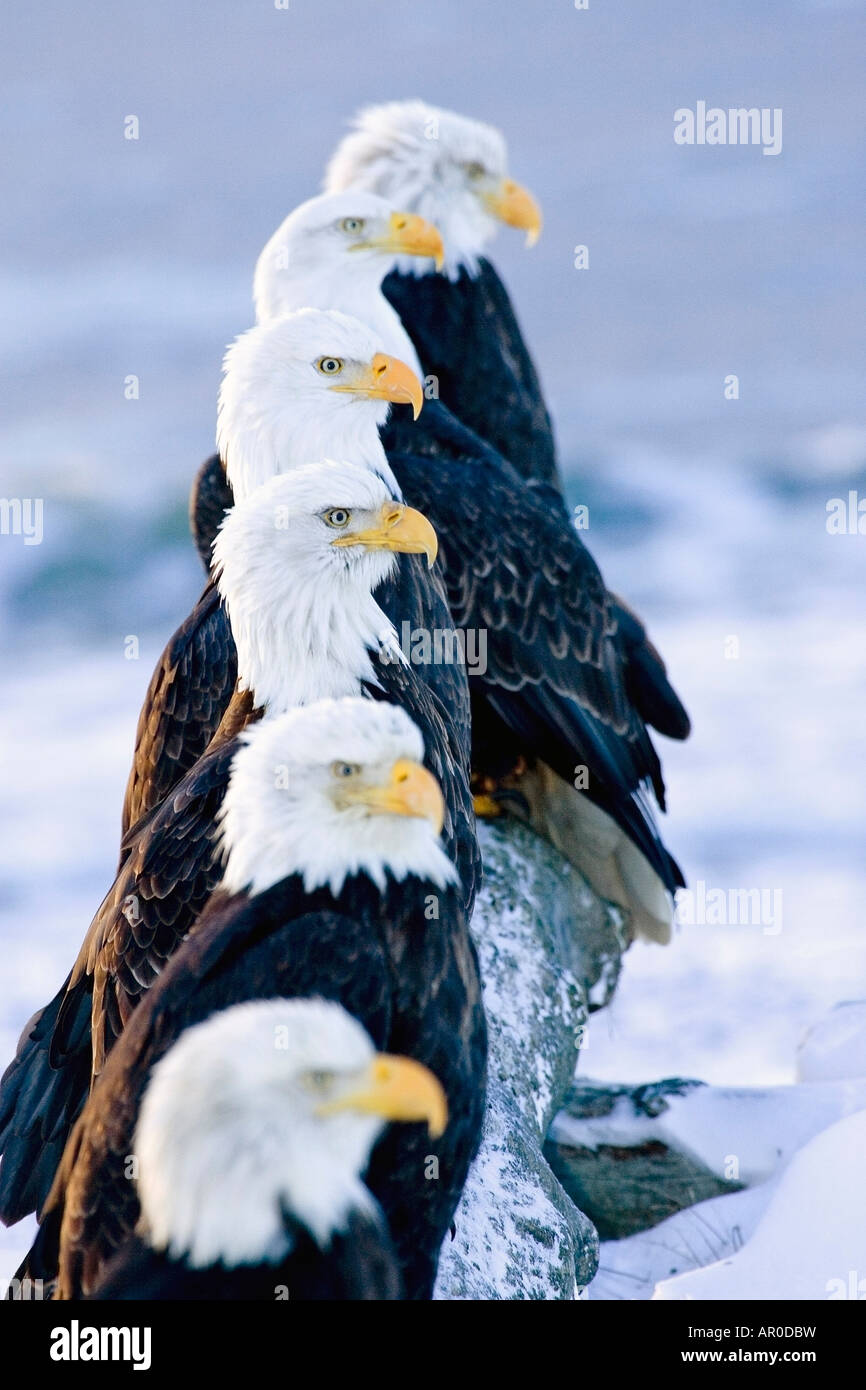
[120, 581, 237, 838]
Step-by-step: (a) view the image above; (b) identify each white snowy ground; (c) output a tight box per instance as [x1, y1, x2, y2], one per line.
[654, 1108, 866, 1301]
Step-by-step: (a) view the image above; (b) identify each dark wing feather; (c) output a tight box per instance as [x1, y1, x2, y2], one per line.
[387, 415, 681, 889]
[390, 434, 657, 766]
[524, 482, 690, 744]
[189, 451, 233, 572]
[0, 984, 91, 1225]
[363, 879, 487, 1300]
[608, 592, 691, 741]
[383, 259, 562, 491]
[371, 554, 480, 911]
[77, 740, 239, 1076]
[121, 582, 237, 837]
[0, 742, 238, 1226]
[89, 1211, 403, 1300]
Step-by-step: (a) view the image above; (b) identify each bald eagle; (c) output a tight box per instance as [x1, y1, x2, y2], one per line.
[92, 1000, 439, 1300]
[252, 190, 443, 379]
[325, 99, 559, 493]
[16, 701, 484, 1303]
[0, 467, 479, 1234]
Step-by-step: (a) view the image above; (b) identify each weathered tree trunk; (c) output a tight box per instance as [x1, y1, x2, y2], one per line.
[435, 821, 625, 1299]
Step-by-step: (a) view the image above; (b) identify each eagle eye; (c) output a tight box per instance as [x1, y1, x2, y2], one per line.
[323, 508, 351, 529]
[301, 1069, 338, 1093]
[340, 217, 365, 235]
[332, 761, 361, 779]
[316, 356, 344, 376]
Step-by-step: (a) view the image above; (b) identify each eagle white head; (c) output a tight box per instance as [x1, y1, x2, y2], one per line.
[218, 696, 459, 898]
[324, 99, 542, 277]
[135, 998, 447, 1266]
[212, 462, 437, 712]
[216, 307, 423, 502]
[253, 191, 443, 369]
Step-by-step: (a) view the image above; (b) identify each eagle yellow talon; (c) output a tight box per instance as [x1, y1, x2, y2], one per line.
[473, 794, 503, 819]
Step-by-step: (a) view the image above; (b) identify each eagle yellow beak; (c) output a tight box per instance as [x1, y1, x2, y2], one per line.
[317, 1053, 448, 1139]
[483, 177, 542, 247]
[330, 353, 424, 419]
[345, 758, 445, 834]
[361, 211, 445, 271]
[331, 501, 438, 567]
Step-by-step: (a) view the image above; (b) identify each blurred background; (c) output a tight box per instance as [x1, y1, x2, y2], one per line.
[1, 0, 864, 1251]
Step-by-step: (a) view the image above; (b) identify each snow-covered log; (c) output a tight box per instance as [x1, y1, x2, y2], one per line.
[546, 1071, 866, 1246]
[545, 1078, 742, 1239]
[435, 820, 625, 1299]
